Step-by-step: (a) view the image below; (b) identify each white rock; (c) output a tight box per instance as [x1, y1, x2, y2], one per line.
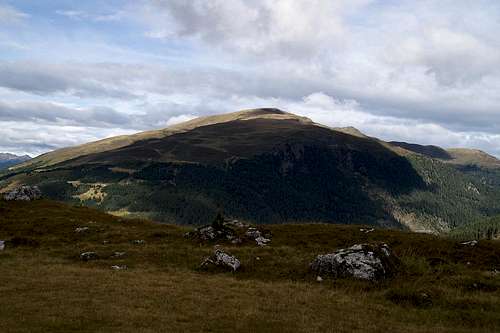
[460, 240, 478, 246]
[75, 227, 89, 233]
[245, 227, 261, 239]
[255, 236, 271, 247]
[316, 276, 323, 282]
[111, 265, 128, 271]
[310, 244, 398, 281]
[112, 251, 126, 258]
[80, 252, 99, 261]
[0, 240, 5, 251]
[201, 249, 241, 272]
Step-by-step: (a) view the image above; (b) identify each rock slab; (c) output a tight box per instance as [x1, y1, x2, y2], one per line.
[310, 243, 399, 281]
[201, 249, 241, 272]
[80, 252, 99, 261]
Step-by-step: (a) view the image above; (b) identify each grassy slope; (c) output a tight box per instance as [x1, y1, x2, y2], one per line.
[1, 200, 500, 332]
[446, 149, 500, 169]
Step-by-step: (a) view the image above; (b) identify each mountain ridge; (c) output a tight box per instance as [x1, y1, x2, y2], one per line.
[0, 153, 31, 171]
[2, 108, 500, 232]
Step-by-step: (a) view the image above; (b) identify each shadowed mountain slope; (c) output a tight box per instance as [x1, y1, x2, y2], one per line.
[389, 142, 453, 160]
[12, 108, 312, 171]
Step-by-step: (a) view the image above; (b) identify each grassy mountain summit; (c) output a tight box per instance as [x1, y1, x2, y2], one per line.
[1, 108, 500, 233]
[11, 108, 312, 171]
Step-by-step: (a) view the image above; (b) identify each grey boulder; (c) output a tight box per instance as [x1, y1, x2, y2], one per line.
[310, 243, 399, 281]
[201, 249, 241, 272]
[80, 252, 99, 261]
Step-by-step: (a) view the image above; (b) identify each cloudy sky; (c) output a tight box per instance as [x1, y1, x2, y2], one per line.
[1, 0, 500, 157]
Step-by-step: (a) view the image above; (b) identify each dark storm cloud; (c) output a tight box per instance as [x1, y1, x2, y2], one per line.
[0, 62, 140, 99]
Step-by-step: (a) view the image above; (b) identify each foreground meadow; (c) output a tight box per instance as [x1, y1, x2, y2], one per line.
[1, 200, 499, 332]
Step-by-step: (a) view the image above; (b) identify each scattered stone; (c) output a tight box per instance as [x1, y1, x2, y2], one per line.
[316, 276, 323, 282]
[201, 249, 241, 272]
[255, 236, 271, 247]
[186, 220, 271, 247]
[80, 252, 99, 261]
[245, 227, 272, 246]
[0, 240, 5, 251]
[360, 228, 375, 234]
[224, 219, 250, 229]
[102, 240, 109, 245]
[132, 240, 145, 245]
[198, 225, 218, 240]
[310, 243, 399, 281]
[75, 227, 90, 233]
[186, 224, 238, 242]
[255, 257, 261, 261]
[111, 265, 128, 271]
[245, 227, 261, 239]
[112, 251, 126, 258]
[461, 240, 478, 246]
[3, 185, 41, 201]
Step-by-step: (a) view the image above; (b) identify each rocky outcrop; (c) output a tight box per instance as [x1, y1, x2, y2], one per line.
[310, 243, 399, 281]
[80, 252, 99, 261]
[3, 185, 41, 201]
[111, 251, 126, 258]
[75, 227, 89, 233]
[461, 240, 478, 246]
[186, 225, 234, 242]
[185, 219, 271, 246]
[245, 227, 271, 246]
[201, 249, 241, 272]
[111, 265, 128, 271]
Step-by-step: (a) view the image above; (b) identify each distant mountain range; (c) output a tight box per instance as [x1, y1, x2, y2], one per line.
[0, 153, 31, 171]
[1, 108, 500, 233]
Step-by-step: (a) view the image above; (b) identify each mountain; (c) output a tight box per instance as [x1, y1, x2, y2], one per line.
[0, 153, 31, 170]
[1, 108, 500, 232]
[389, 142, 453, 160]
[389, 142, 500, 168]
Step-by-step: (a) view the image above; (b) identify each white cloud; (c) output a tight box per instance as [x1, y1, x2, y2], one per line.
[1, 1, 500, 158]
[141, 0, 372, 58]
[0, 3, 29, 24]
[165, 114, 196, 126]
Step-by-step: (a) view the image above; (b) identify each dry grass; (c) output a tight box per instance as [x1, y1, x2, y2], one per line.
[1, 200, 499, 332]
